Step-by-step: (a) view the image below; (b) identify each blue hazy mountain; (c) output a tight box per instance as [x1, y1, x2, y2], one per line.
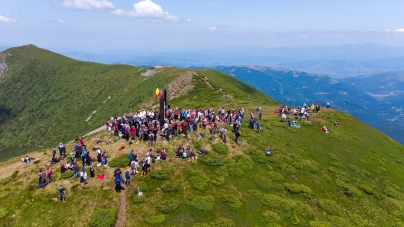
[214, 65, 404, 144]
[61, 43, 404, 78]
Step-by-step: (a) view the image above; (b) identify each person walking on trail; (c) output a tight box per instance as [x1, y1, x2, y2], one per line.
[90, 163, 95, 179]
[125, 169, 131, 186]
[114, 175, 125, 192]
[59, 185, 66, 202]
[235, 127, 241, 143]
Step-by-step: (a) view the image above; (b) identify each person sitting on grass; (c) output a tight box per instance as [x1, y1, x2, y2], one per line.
[321, 126, 329, 133]
[334, 121, 339, 126]
[266, 147, 271, 156]
[21, 155, 30, 163]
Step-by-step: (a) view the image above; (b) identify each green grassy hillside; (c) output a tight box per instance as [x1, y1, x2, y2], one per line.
[0, 45, 182, 160]
[0, 46, 404, 227]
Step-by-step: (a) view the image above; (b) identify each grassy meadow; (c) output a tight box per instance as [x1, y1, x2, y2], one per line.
[1, 46, 404, 226]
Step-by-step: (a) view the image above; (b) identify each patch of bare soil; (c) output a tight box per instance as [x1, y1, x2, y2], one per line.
[140, 71, 195, 109]
[115, 192, 127, 227]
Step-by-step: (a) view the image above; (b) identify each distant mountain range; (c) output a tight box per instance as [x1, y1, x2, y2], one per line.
[59, 43, 404, 79]
[214, 65, 404, 145]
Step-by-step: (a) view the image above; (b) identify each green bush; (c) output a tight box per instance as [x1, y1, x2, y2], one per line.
[385, 186, 404, 199]
[290, 212, 300, 225]
[292, 161, 303, 169]
[328, 216, 352, 226]
[137, 181, 148, 192]
[150, 170, 168, 180]
[234, 155, 253, 170]
[296, 201, 314, 217]
[199, 154, 224, 166]
[0, 208, 9, 219]
[193, 223, 210, 227]
[108, 154, 129, 168]
[212, 176, 226, 186]
[268, 171, 284, 182]
[213, 143, 228, 155]
[145, 214, 166, 224]
[161, 182, 179, 192]
[358, 184, 374, 194]
[189, 170, 210, 190]
[187, 195, 215, 211]
[309, 221, 332, 227]
[132, 194, 145, 203]
[0, 176, 12, 185]
[88, 209, 117, 227]
[210, 217, 235, 227]
[279, 163, 296, 174]
[261, 210, 281, 223]
[59, 171, 74, 179]
[261, 194, 297, 218]
[254, 175, 274, 190]
[245, 149, 267, 163]
[221, 194, 242, 209]
[302, 160, 319, 173]
[157, 199, 180, 213]
[284, 183, 312, 194]
[317, 199, 341, 215]
[351, 214, 366, 227]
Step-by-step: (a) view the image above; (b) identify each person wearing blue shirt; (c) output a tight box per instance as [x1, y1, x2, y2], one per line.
[59, 185, 66, 202]
[266, 147, 271, 156]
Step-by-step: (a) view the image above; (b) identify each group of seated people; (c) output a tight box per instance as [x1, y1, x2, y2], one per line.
[21, 155, 31, 163]
[174, 144, 196, 159]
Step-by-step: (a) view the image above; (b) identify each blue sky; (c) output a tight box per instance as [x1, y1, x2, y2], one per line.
[1, 0, 404, 52]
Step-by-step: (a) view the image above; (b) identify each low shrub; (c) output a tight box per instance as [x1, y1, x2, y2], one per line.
[132, 194, 145, 203]
[108, 154, 129, 168]
[59, 171, 74, 179]
[213, 143, 228, 155]
[234, 155, 253, 170]
[292, 161, 303, 169]
[284, 183, 312, 194]
[317, 199, 341, 215]
[210, 217, 235, 227]
[261, 210, 281, 223]
[137, 181, 148, 192]
[290, 212, 300, 225]
[279, 163, 296, 174]
[161, 182, 179, 192]
[198, 154, 224, 166]
[212, 176, 226, 186]
[150, 170, 168, 180]
[254, 175, 273, 190]
[189, 170, 210, 190]
[0, 176, 12, 185]
[309, 220, 332, 227]
[88, 209, 117, 227]
[187, 195, 215, 211]
[221, 194, 242, 209]
[145, 214, 166, 224]
[328, 216, 352, 226]
[302, 160, 319, 173]
[245, 149, 267, 163]
[192, 223, 210, 227]
[351, 214, 366, 227]
[385, 186, 404, 199]
[261, 194, 297, 218]
[358, 184, 374, 194]
[0, 208, 8, 219]
[268, 171, 284, 182]
[296, 201, 314, 217]
[157, 199, 180, 213]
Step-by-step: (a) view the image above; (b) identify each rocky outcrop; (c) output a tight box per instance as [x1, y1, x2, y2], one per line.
[0, 52, 8, 77]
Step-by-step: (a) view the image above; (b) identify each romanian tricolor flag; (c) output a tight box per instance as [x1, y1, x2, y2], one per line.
[156, 87, 161, 99]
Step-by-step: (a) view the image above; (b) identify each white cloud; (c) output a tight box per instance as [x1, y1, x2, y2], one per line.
[208, 26, 217, 31]
[385, 29, 392, 32]
[186, 18, 192, 23]
[0, 15, 16, 22]
[111, 0, 180, 22]
[60, 0, 114, 10]
[57, 19, 67, 23]
[394, 28, 404, 33]
[299, 35, 308, 39]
